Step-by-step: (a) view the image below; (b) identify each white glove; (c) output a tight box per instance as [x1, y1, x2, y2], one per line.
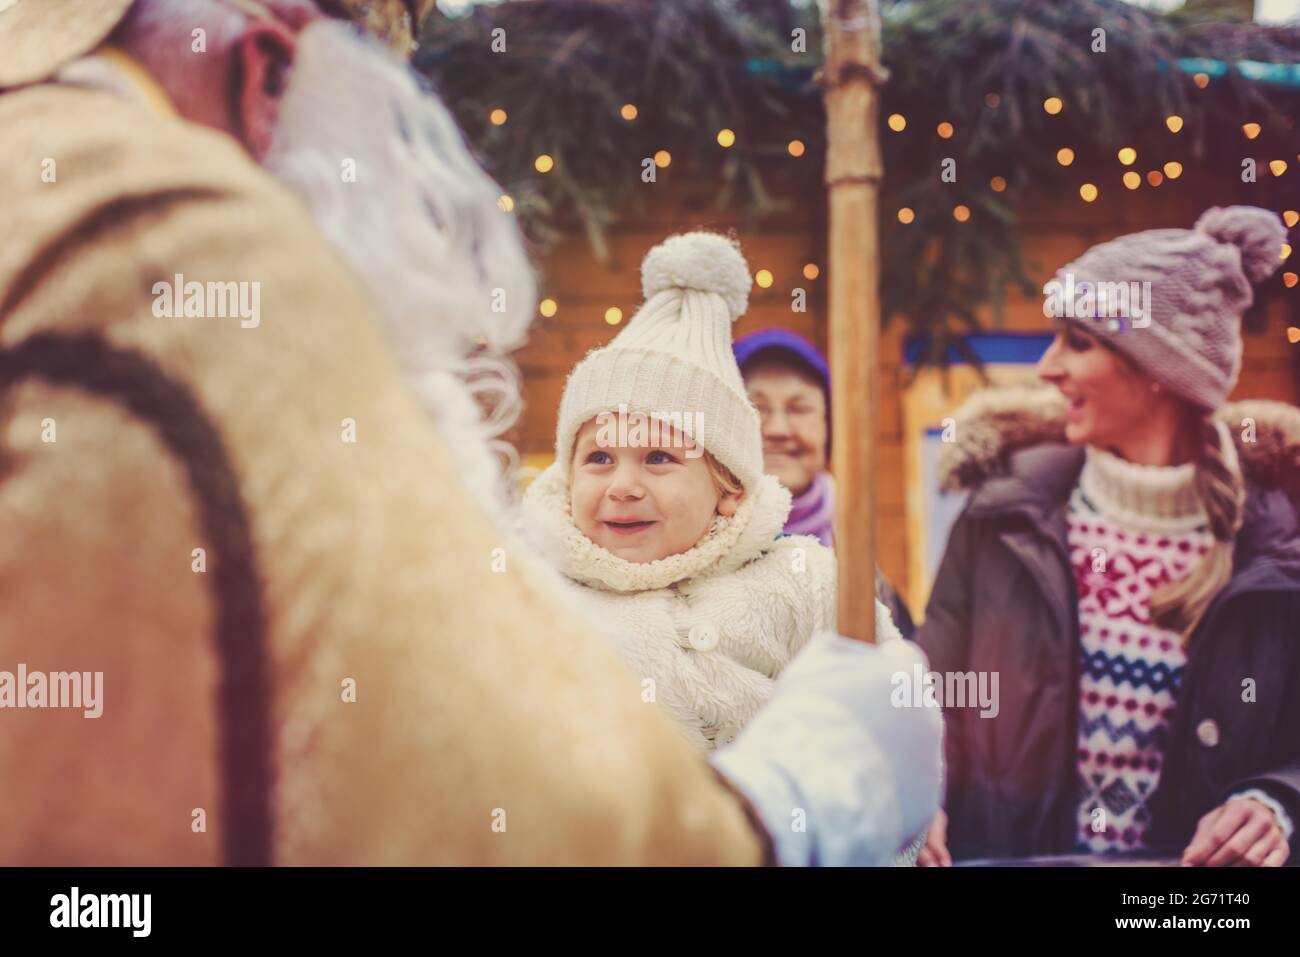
[711, 630, 943, 866]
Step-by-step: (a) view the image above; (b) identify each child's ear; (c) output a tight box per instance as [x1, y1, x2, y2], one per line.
[717, 488, 744, 518]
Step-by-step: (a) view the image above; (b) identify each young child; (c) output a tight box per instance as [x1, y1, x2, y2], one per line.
[521, 231, 903, 750]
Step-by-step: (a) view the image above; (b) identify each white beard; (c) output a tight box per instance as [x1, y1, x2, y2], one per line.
[263, 20, 536, 515]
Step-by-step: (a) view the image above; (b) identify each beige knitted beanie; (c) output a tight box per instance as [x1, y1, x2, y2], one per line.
[554, 232, 764, 490]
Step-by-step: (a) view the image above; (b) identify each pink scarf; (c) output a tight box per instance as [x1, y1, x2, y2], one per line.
[784, 471, 835, 549]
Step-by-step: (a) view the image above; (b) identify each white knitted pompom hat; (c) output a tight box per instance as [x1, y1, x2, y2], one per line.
[554, 231, 764, 489]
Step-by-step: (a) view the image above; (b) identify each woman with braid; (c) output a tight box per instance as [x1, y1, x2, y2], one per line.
[914, 206, 1300, 866]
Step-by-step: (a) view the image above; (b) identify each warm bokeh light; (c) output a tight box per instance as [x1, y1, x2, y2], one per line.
[887, 113, 907, 132]
[898, 207, 915, 224]
[534, 154, 555, 173]
[1147, 170, 1164, 186]
[654, 149, 672, 168]
[1282, 243, 1293, 260]
[1243, 122, 1262, 140]
[937, 121, 954, 139]
[953, 205, 971, 222]
[605, 307, 623, 326]
[1123, 171, 1141, 190]
[1283, 272, 1297, 289]
[1269, 159, 1288, 177]
[1165, 115, 1183, 133]
[539, 298, 558, 317]
[1080, 183, 1098, 202]
[1043, 97, 1063, 115]
[803, 263, 820, 280]
[620, 103, 638, 121]
[1284, 210, 1299, 228]
[489, 108, 507, 126]
[1163, 161, 1183, 179]
[717, 128, 736, 148]
[788, 139, 806, 157]
[1289, 327, 1300, 344]
[1193, 72, 1210, 89]
[1118, 147, 1137, 166]
[1056, 148, 1075, 166]
[497, 194, 514, 212]
[755, 269, 774, 288]
[990, 176, 1007, 192]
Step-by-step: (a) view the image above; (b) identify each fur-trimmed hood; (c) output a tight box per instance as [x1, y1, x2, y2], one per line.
[517, 463, 836, 753]
[519, 464, 792, 593]
[938, 385, 1300, 511]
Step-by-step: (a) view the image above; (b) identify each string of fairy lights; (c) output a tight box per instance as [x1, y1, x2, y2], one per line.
[491, 99, 816, 329]
[891, 84, 1297, 347]
[489, 79, 1297, 338]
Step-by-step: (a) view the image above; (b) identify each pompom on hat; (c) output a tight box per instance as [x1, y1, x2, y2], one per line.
[640, 232, 753, 319]
[1194, 205, 1289, 284]
[555, 231, 765, 490]
[1052, 205, 1288, 411]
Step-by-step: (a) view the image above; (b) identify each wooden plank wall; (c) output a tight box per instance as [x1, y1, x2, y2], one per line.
[506, 164, 1298, 606]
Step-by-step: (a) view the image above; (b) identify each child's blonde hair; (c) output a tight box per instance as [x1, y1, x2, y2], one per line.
[704, 451, 743, 500]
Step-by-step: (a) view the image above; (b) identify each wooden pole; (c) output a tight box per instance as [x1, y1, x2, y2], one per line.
[822, 0, 887, 643]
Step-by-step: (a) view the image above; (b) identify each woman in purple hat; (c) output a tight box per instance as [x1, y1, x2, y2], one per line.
[735, 328, 914, 636]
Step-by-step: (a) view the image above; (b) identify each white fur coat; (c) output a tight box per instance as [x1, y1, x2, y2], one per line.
[521, 465, 902, 750]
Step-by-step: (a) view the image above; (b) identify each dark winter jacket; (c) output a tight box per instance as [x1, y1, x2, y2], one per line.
[916, 386, 1300, 862]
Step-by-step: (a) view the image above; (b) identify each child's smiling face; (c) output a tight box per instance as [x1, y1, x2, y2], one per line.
[569, 415, 741, 563]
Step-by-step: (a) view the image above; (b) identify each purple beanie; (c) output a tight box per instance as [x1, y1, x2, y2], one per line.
[1050, 205, 1288, 411]
[734, 328, 832, 452]
[734, 329, 830, 384]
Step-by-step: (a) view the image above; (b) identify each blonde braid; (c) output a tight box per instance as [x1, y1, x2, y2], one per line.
[1149, 414, 1245, 638]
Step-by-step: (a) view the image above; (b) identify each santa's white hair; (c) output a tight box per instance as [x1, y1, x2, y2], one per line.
[69, 3, 535, 513]
[263, 19, 536, 511]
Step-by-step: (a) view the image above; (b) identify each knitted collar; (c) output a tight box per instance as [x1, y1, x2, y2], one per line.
[1079, 446, 1203, 532]
[519, 464, 792, 593]
[1077, 421, 1238, 533]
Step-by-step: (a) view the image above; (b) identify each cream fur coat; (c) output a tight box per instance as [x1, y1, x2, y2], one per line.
[522, 465, 903, 750]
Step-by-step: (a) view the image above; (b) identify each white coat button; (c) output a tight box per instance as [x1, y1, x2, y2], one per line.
[715, 723, 742, 748]
[1196, 719, 1220, 748]
[688, 623, 719, 653]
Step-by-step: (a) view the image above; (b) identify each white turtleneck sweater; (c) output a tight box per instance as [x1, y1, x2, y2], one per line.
[1068, 444, 1292, 853]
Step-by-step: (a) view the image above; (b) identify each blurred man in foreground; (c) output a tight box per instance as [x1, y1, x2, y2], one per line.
[0, 0, 940, 865]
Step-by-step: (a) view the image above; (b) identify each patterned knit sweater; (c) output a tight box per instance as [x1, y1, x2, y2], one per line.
[1067, 446, 1212, 853]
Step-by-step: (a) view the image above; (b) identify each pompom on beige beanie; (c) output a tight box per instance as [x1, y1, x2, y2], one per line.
[554, 232, 764, 490]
